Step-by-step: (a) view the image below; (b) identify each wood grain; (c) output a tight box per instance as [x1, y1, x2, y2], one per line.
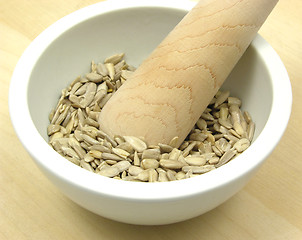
[1, 0, 302, 239]
[99, 0, 278, 146]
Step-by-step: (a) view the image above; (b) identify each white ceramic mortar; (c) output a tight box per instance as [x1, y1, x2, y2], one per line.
[9, 0, 291, 225]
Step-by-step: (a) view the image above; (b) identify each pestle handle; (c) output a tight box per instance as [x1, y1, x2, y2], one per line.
[99, 0, 278, 147]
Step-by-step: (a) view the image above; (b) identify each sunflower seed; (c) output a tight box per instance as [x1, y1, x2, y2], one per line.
[105, 63, 115, 80]
[68, 137, 86, 159]
[182, 165, 216, 174]
[47, 124, 61, 135]
[80, 160, 94, 172]
[141, 159, 159, 169]
[81, 133, 99, 145]
[233, 122, 245, 136]
[212, 145, 223, 156]
[105, 160, 117, 165]
[215, 149, 237, 168]
[184, 156, 207, 166]
[86, 72, 103, 83]
[133, 151, 140, 166]
[159, 159, 185, 169]
[88, 150, 103, 159]
[90, 161, 97, 169]
[116, 142, 134, 154]
[84, 153, 95, 163]
[49, 132, 64, 143]
[182, 141, 197, 157]
[196, 118, 207, 130]
[114, 135, 125, 145]
[247, 121, 255, 142]
[201, 112, 215, 121]
[97, 128, 117, 147]
[185, 169, 193, 178]
[74, 83, 88, 95]
[55, 104, 71, 125]
[128, 165, 144, 176]
[101, 152, 124, 161]
[123, 136, 147, 152]
[166, 170, 176, 181]
[142, 148, 161, 160]
[215, 91, 230, 108]
[244, 111, 252, 124]
[114, 60, 126, 72]
[175, 171, 186, 180]
[134, 170, 150, 182]
[215, 138, 231, 153]
[218, 118, 233, 129]
[158, 143, 173, 153]
[169, 136, 179, 148]
[205, 132, 215, 145]
[104, 53, 125, 65]
[233, 138, 250, 152]
[97, 63, 108, 76]
[98, 92, 112, 108]
[112, 147, 130, 159]
[228, 97, 241, 106]
[208, 157, 220, 165]
[98, 166, 119, 177]
[189, 132, 207, 142]
[61, 146, 80, 159]
[148, 168, 158, 182]
[113, 160, 131, 172]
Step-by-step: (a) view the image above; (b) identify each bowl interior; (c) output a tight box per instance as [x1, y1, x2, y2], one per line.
[28, 6, 272, 143]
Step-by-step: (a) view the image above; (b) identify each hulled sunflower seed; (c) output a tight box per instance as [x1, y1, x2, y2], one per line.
[182, 165, 216, 174]
[134, 170, 150, 182]
[157, 168, 169, 182]
[247, 121, 255, 142]
[101, 152, 124, 161]
[215, 149, 237, 168]
[141, 159, 159, 169]
[113, 160, 131, 172]
[97, 63, 108, 76]
[142, 148, 161, 160]
[148, 168, 158, 182]
[169, 136, 179, 148]
[104, 53, 125, 65]
[158, 143, 173, 153]
[166, 170, 176, 181]
[112, 147, 130, 159]
[47, 124, 61, 135]
[123, 136, 147, 153]
[116, 142, 134, 154]
[182, 141, 197, 157]
[184, 156, 207, 166]
[233, 138, 250, 152]
[80, 160, 94, 172]
[86, 72, 103, 83]
[159, 159, 185, 170]
[98, 166, 119, 177]
[215, 91, 230, 108]
[128, 165, 144, 176]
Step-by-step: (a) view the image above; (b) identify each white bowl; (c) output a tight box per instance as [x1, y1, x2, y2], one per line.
[9, 0, 292, 225]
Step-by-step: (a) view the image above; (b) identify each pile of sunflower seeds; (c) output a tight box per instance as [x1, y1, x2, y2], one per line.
[48, 53, 255, 182]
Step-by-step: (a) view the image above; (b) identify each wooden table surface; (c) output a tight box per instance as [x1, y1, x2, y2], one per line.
[1, 0, 301, 239]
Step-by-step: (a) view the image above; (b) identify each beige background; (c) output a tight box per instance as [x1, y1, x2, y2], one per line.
[1, 0, 301, 239]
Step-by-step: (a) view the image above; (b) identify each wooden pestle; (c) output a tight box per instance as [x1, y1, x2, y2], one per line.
[99, 0, 278, 147]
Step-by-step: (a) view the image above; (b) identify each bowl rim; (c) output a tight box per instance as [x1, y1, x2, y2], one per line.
[9, 0, 292, 201]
